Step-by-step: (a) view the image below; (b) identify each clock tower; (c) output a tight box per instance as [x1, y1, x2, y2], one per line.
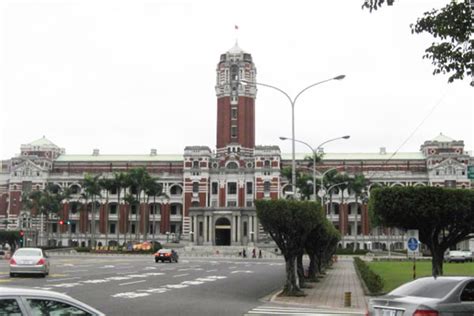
[215, 42, 257, 156]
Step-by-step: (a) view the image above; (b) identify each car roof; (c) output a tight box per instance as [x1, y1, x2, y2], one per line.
[417, 276, 472, 281]
[14, 248, 42, 251]
[0, 286, 72, 299]
[158, 248, 172, 252]
[0, 286, 104, 314]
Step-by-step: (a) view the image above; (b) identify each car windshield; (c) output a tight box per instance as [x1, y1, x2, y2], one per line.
[389, 278, 460, 299]
[15, 249, 42, 257]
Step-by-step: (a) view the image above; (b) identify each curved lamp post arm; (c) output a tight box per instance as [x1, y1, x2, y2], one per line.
[241, 80, 293, 105]
[293, 77, 341, 104]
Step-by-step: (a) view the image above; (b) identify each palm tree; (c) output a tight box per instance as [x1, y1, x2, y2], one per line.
[144, 179, 164, 243]
[112, 172, 128, 247]
[323, 169, 339, 215]
[23, 184, 64, 246]
[334, 173, 350, 247]
[127, 168, 152, 242]
[123, 194, 137, 244]
[83, 174, 102, 249]
[347, 174, 367, 252]
[99, 177, 114, 248]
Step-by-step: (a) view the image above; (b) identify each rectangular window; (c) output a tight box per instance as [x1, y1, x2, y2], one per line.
[231, 108, 238, 119]
[171, 224, 176, 234]
[243, 222, 248, 237]
[110, 204, 117, 215]
[246, 201, 253, 207]
[131, 205, 137, 215]
[52, 223, 57, 233]
[246, 182, 253, 195]
[110, 223, 116, 234]
[227, 182, 237, 195]
[231, 126, 237, 138]
[131, 224, 136, 234]
[212, 182, 218, 195]
[227, 201, 237, 207]
[71, 223, 76, 234]
[199, 222, 203, 237]
[193, 182, 199, 193]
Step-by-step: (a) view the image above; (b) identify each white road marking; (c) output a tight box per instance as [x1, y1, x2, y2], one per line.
[173, 273, 189, 278]
[112, 292, 150, 298]
[66, 269, 88, 273]
[231, 270, 253, 274]
[206, 269, 218, 272]
[228, 266, 237, 269]
[47, 277, 81, 283]
[101, 265, 115, 269]
[119, 280, 147, 286]
[143, 266, 157, 270]
[116, 271, 139, 274]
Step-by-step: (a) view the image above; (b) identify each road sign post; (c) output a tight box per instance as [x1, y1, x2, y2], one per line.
[406, 229, 419, 279]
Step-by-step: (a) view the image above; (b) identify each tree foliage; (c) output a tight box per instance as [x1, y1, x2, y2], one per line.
[369, 186, 474, 277]
[255, 199, 321, 295]
[363, 0, 473, 84]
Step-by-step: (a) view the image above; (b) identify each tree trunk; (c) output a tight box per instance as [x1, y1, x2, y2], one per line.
[283, 255, 303, 296]
[296, 252, 306, 288]
[307, 253, 318, 281]
[431, 247, 445, 277]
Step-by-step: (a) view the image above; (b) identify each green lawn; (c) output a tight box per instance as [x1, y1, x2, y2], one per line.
[367, 261, 474, 293]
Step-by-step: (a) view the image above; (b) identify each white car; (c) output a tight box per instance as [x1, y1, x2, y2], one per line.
[368, 276, 474, 315]
[0, 286, 104, 315]
[9, 248, 50, 277]
[461, 250, 473, 262]
[444, 250, 467, 263]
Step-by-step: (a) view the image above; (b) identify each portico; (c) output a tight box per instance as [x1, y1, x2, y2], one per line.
[189, 207, 259, 246]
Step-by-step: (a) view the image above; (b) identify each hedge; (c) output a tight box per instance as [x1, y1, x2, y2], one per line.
[353, 257, 384, 295]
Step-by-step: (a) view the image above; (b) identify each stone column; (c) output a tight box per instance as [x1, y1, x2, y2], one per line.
[237, 214, 241, 243]
[203, 215, 208, 244]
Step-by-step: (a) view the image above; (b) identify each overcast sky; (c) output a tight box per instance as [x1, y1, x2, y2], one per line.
[0, 0, 472, 159]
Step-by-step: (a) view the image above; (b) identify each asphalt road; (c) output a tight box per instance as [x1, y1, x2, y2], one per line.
[0, 254, 286, 315]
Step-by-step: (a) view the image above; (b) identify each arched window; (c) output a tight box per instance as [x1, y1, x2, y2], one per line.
[264, 181, 271, 193]
[227, 162, 239, 169]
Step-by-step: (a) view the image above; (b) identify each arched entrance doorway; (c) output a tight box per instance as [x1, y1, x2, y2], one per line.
[215, 217, 231, 246]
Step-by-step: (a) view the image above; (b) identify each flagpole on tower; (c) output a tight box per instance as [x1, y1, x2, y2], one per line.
[234, 25, 239, 44]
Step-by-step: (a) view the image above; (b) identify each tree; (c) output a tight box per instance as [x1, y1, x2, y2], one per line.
[111, 172, 128, 246]
[347, 174, 368, 252]
[334, 173, 350, 245]
[281, 167, 314, 200]
[23, 184, 66, 246]
[144, 179, 164, 244]
[127, 168, 152, 242]
[369, 186, 474, 277]
[99, 177, 115, 248]
[305, 221, 341, 280]
[255, 199, 321, 296]
[363, 0, 472, 84]
[83, 174, 102, 248]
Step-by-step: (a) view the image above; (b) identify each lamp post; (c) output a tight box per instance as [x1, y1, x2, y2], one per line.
[279, 136, 350, 202]
[242, 75, 345, 195]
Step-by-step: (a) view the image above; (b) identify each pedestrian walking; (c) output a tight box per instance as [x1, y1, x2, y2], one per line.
[258, 249, 262, 258]
[242, 248, 246, 258]
[252, 248, 256, 258]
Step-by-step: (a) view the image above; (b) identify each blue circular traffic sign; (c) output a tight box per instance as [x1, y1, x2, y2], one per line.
[407, 237, 419, 251]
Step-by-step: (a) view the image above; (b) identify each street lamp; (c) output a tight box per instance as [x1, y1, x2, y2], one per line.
[279, 135, 350, 202]
[241, 75, 346, 194]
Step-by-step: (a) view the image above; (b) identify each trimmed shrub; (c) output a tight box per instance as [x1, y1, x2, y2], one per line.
[336, 248, 369, 255]
[354, 257, 384, 294]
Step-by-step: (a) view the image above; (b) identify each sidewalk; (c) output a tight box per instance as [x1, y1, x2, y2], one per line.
[272, 256, 367, 312]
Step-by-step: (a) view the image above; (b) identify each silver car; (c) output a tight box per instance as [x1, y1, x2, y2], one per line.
[0, 286, 105, 315]
[368, 276, 474, 315]
[9, 248, 50, 277]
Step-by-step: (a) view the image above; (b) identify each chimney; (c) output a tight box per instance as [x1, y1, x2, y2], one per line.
[380, 147, 386, 155]
[150, 149, 157, 156]
[92, 149, 100, 156]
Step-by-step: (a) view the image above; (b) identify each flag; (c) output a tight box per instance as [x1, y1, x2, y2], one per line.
[235, 25, 239, 30]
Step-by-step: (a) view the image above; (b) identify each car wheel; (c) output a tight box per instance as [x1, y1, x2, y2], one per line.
[9, 273, 15, 278]
[41, 273, 46, 278]
[155, 258, 159, 263]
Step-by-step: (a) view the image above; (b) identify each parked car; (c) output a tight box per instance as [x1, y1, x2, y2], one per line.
[0, 286, 105, 315]
[461, 249, 473, 262]
[9, 247, 50, 277]
[444, 250, 467, 263]
[154, 249, 178, 263]
[367, 276, 474, 315]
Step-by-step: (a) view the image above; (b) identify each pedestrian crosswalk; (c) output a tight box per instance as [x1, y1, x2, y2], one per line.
[245, 305, 365, 316]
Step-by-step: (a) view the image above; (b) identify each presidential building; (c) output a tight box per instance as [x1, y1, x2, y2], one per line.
[1, 43, 472, 250]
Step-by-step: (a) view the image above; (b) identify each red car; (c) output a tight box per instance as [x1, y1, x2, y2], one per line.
[154, 249, 178, 263]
